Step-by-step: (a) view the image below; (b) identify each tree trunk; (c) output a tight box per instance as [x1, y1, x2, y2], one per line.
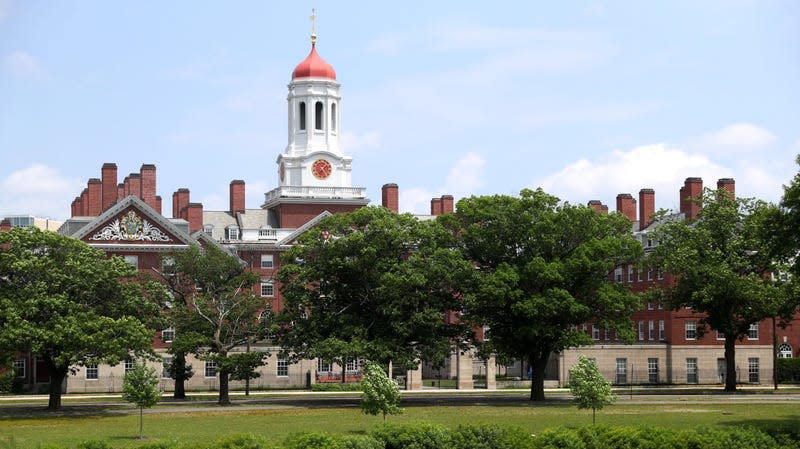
[592, 407, 596, 424]
[139, 406, 144, 439]
[529, 354, 549, 401]
[173, 353, 187, 399]
[724, 336, 737, 392]
[45, 360, 67, 411]
[218, 367, 230, 405]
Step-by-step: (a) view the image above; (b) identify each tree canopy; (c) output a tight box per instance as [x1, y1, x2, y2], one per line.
[163, 243, 267, 405]
[0, 227, 162, 409]
[360, 362, 402, 421]
[122, 362, 161, 438]
[568, 355, 616, 424]
[276, 206, 473, 372]
[646, 188, 786, 391]
[444, 188, 642, 400]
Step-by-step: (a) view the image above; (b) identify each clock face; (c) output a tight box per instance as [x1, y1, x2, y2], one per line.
[311, 159, 332, 180]
[279, 162, 285, 182]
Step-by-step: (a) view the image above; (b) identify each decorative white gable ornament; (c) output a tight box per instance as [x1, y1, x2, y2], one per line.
[90, 211, 172, 242]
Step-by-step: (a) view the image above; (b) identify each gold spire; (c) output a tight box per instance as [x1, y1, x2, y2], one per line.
[310, 8, 317, 45]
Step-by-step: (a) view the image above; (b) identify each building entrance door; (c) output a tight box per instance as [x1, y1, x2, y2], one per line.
[717, 358, 726, 384]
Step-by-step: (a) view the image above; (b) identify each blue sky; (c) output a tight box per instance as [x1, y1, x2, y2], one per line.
[1, 1, 798, 221]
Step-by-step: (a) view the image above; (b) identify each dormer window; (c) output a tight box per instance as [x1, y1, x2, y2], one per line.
[203, 224, 213, 236]
[226, 225, 239, 240]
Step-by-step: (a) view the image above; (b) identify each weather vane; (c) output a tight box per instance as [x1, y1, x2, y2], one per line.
[310, 8, 317, 45]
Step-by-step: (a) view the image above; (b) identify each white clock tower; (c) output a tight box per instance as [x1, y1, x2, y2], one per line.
[263, 21, 368, 227]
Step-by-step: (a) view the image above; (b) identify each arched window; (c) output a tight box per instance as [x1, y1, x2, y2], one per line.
[260, 310, 275, 341]
[299, 102, 306, 131]
[315, 101, 323, 130]
[331, 103, 337, 131]
[779, 343, 793, 358]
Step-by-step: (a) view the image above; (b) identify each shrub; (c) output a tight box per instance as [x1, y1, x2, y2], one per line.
[777, 358, 800, 383]
[209, 433, 275, 449]
[451, 424, 535, 449]
[532, 427, 586, 449]
[372, 423, 453, 449]
[281, 432, 342, 449]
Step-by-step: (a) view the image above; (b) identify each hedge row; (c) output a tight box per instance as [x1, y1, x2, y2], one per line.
[60, 423, 797, 449]
[777, 357, 800, 383]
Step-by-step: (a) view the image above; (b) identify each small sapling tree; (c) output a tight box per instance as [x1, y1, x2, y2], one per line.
[122, 362, 162, 439]
[360, 362, 401, 422]
[568, 355, 616, 424]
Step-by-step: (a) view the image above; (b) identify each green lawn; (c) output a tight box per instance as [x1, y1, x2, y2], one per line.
[1, 400, 798, 449]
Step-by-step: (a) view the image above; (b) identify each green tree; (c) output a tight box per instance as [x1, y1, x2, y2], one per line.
[0, 227, 162, 410]
[165, 244, 267, 405]
[768, 155, 800, 278]
[228, 350, 268, 395]
[360, 362, 401, 421]
[568, 355, 616, 424]
[646, 188, 786, 391]
[276, 206, 473, 372]
[122, 362, 161, 438]
[445, 189, 642, 401]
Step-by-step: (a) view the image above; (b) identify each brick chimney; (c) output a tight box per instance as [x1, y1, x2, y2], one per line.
[71, 197, 80, 217]
[717, 178, 735, 200]
[117, 183, 125, 200]
[615, 193, 637, 222]
[123, 176, 130, 197]
[128, 173, 142, 201]
[185, 202, 203, 233]
[87, 178, 102, 216]
[441, 195, 454, 214]
[140, 164, 157, 210]
[155, 195, 162, 215]
[430, 198, 442, 216]
[588, 200, 605, 214]
[638, 188, 655, 231]
[80, 188, 89, 216]
[0, 219, 10, 233]
[229, 180, 245, 215]
[101, 163, 118, 211]
[681, 177, 703, 221]
[175, 188, 190, 219]
[381, 183, 399, 213]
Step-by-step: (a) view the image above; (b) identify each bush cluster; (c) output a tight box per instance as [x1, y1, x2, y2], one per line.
[777, 358, 800, 383]
[34, 423, 800, 449]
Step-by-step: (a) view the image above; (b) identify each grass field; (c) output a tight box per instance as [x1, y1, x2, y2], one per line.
[1, 397, 799, 449]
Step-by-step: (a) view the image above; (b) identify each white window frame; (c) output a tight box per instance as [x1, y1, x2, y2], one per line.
[592, 324, 600, 341]
[86, 364, 99, 380]
[124, 255, 138, 268]
[226, 226, 239, 240]
[277, 358, 289, 377]
[686, 358, 698, 384]
[124, 359, 135, 375]
[658, 320, 665, 341]
[748, 323, 759, 340]
[260, 254, 274, 269]
[638, 321, 645, 341]
[778, 343, 792, 358]
[13, 359, 25, 378]
[204, 361, 217, 378]
[614, 267, 623, 283]
[748, 357, 759, 383]
[161, 327, 175, 343]
[685, 320, 697, 340]
[627, 265, 634, 283]
[615, 358, 627, 384]
[648, 358, 659, 383]
[260, 280, 274, 298]
[648, 320, 655, 341]
[203, 224, 213, 236]
[317, 358, 332, 373]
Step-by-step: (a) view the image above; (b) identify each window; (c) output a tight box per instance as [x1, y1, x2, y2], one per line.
[647, 299, 654, 310]
[258, 228, 274, 238]
[346, 357, 358, 372]
[482, 325, 491, 341]
[204, 361, 217, 378]
[647, 268, 653, 281]
[685, 320, 697, 340]
[315, 101, 323, 130]
[778, 343, 793, 358]
[317, 358, 332, 373]
[86, 364, 99, 380]
[331, 103, 337, 130]
[615, 358, 627, 384]
[161, 327, 175, 343]
[657, 269, 664, 280]
[748, 323, 759, 340]
[203, 224, 213, 236]
[638, 269, 643, 282]
[592, 324, 600, 341]
[604, 328, 610, 341]
[260, 281, 274, 298]
[658, 320, 665, 341]
[638, 321, 645, 341]
[277, 358, 289, 377]
[748, 357, 759, 383]
[628, 265, 634, 283]
[686, 358, 698, 384]
[614, 267, 623, 283]
[299, 102, 306, 130]
[648, 320, 655, 341]
[162, 357, 172, 378]
[260, 310, 275, 340]
[716, 331, 725, 340]
[226, 226, 239, 240]
[124, 359, 135, 375]
[260, 254, 274, 269]
[124, 255, 138, 268]
[657, 300, 663, 310]
[13, 359, 25, 378]
[648, 358, 659, 383]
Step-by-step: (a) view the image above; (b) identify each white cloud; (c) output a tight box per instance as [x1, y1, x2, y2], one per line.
[198, 192, 226, 212]
[341, 131, 382, 154]
[693, 123, 777, 154]
[0, 164, 83, 220]
[534, 144, 732, 211]
[4, 50, 44, 79]
[399, 152, 486, 214]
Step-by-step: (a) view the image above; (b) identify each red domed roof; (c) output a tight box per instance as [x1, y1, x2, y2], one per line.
[292, 43, 336, 80]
